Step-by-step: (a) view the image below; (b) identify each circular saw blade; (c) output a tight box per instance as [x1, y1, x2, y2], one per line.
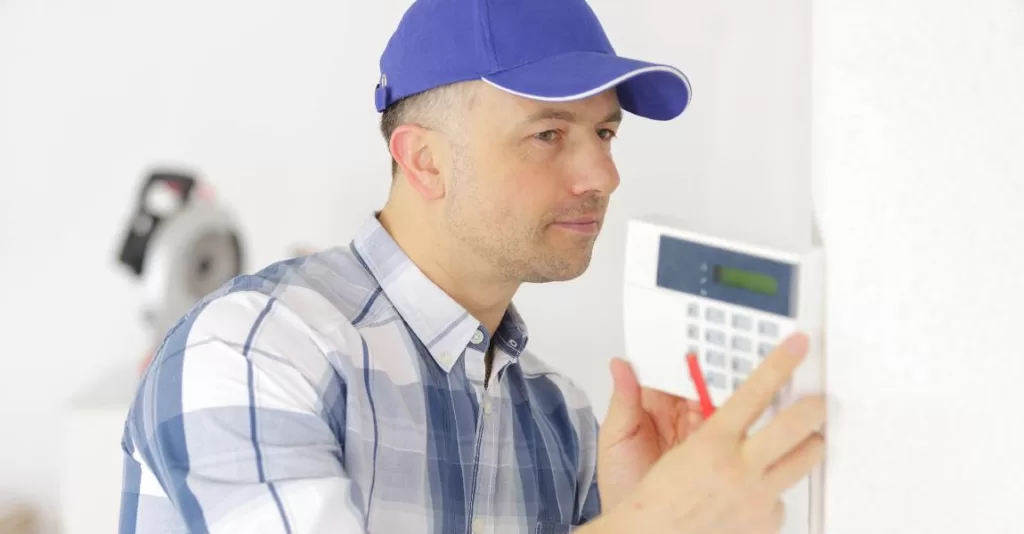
[141, 197, 244, 338]
[181, 229, 242, 299]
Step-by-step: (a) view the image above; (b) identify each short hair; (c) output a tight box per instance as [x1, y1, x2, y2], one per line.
[379, 82, 474, 178]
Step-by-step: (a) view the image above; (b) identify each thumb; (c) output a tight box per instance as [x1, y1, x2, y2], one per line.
[602, 358, 644, 440]
[609, 358, 642, 407]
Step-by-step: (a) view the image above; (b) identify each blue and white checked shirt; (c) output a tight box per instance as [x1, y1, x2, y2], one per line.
[119, 213, 602, 533]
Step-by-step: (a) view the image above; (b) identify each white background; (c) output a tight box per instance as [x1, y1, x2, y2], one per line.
[814, 2, 1024, 532]
[1, 0, 1022, 533]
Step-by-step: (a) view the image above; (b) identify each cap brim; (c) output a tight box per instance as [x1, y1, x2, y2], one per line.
[481, 51, 691, 121]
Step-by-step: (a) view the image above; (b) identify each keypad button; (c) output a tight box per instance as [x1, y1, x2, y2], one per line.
[758, 343, 774, 357]
[687, 302, 700, 318]
[733, 378, 745, 391]
[758, 321, 779, 338]
[731, 336, 752, 352]
[687, 324, 700, 340]
[705, 329, 726, 347]
[705, 307, 726, 324]
[705, 350, 726, 368]
[706, 371, 727, 389]
[731, 356, 753, 375]
[732, 314, 753, 331]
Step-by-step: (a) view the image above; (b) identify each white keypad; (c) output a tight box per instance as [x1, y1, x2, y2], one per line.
[758, 320, 779, 338]
[705, 329, 727, 347]
[680, 297, 793, 399]
[706, 371, 727, 389]
[732, 314, 753, 331]
[687, 324, 700, 340]
[705, 308, 726, 324]
[732, 336, 752, 352]
[731, 356, 753, 375]
[705, 350, 726, 368]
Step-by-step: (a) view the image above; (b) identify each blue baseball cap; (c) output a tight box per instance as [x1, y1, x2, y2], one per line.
[375, 0, 692, 121]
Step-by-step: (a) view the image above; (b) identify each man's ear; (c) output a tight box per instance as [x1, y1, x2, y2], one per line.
[390, 124, 445, 200]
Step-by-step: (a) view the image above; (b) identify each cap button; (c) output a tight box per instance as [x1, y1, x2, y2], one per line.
[375, 82, 390, 112]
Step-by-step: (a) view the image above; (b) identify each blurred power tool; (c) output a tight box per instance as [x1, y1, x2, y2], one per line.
[117, 169, 246, 352]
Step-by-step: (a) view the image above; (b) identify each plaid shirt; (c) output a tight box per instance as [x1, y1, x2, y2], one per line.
[118, 213, 602, 534]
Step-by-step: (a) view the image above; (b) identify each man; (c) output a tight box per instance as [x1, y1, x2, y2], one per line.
[118, 0, 826, 532]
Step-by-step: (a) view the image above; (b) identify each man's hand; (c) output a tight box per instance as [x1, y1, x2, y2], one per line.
[583, 332, 827, 534]
[597, 357, 706, 510]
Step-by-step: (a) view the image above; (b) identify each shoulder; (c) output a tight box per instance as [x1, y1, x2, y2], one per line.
[126, 247, 380, 447]
[121, 253, 370, 531]
[136, 246, 390, 410]
[209, 246, 384, 331]
[161, 246, 385, 349]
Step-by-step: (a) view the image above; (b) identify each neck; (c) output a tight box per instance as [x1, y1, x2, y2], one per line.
[377, 205, 518, 336]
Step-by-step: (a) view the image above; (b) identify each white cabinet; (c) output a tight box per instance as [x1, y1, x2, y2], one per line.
[59, 362, 138, 534]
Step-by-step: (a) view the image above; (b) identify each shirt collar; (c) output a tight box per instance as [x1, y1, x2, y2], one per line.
[350, 213, 529, 372]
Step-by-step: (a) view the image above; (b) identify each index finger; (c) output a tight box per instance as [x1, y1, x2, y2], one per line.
[708, 332, 810, 437]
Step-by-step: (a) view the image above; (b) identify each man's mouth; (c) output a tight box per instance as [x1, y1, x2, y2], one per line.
[551, 216, 601, 234]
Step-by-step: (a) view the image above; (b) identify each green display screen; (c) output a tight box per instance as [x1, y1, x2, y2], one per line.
[713, 265, 779, 295]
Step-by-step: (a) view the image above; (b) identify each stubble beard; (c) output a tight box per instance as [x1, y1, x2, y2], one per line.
[443, 149, 603, 285]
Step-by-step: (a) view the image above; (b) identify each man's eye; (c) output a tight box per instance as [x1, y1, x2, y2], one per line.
[534, 130, 560, 142]
[598, 128, 617, 140]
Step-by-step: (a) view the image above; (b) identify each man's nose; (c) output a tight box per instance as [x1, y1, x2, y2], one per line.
[569, 147, 620, 196]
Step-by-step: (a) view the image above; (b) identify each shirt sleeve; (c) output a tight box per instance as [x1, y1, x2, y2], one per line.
[120, 290, 366, 534]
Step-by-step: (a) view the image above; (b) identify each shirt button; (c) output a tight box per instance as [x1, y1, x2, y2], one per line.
[472, 518, 484, 534]
[483, 400, 492, 415]
[471, 329, 484, 344]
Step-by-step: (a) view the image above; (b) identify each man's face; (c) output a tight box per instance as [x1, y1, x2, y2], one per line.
[442, 83, 622, 283]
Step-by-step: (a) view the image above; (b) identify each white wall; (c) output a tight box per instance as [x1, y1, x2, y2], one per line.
[0, 1, 395, 530]
[814, 1, 1024, 532]
[1, 3, 811, 530]
[4, 0, 1019, 533]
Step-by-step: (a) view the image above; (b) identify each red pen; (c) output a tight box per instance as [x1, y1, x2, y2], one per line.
[686, 352, 716, 418]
